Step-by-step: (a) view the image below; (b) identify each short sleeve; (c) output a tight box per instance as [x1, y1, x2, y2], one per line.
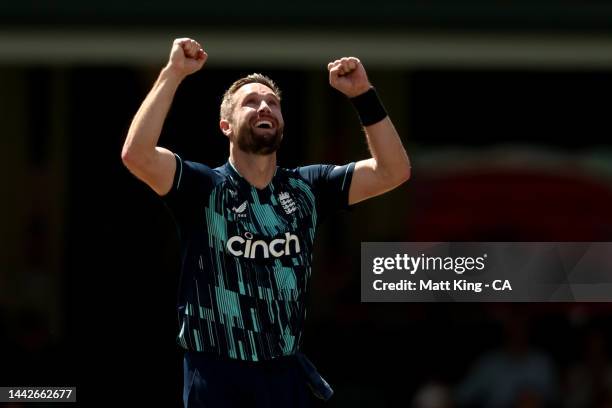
[297, 162, 355, 223]
[162, 154, 222, 227]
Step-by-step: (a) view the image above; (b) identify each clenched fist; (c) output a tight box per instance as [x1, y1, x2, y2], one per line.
[327, 57, 371, 98]
[166, 38, 207, 78]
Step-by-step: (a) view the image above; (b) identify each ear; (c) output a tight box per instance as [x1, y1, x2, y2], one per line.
[220, 119, 232, 137]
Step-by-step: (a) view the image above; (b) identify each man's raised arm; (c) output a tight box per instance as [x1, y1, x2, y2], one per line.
[121, 38, 207, 195]
[327, 57, 411, 205]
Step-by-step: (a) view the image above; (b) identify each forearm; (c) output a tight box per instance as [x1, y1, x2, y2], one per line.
[122, 67, 184, 162]
[329, 57, 411, 204]
[363, 117, 411, 184]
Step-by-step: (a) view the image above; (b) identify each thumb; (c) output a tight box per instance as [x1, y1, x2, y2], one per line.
[196, 49, 208, 62]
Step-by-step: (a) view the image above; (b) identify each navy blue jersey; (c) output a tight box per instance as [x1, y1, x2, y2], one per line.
[163, 154, 355, 361]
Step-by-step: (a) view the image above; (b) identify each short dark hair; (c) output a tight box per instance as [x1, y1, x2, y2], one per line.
[220, 73, 282, 121]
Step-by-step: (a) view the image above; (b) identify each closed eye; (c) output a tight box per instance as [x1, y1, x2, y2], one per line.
[243, 98, 257, 106]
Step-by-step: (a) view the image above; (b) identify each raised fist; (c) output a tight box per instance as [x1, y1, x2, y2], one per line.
[166, 38, 208, 78]
[327, 57, 371, 98]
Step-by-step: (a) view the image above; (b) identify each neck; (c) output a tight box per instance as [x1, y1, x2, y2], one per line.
[229, 145, 277, 189]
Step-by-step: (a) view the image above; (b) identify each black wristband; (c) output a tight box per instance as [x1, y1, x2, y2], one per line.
[350, 87, 388, 127]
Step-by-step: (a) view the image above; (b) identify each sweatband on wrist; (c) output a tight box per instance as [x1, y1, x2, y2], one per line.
[350, 87, 388, 127]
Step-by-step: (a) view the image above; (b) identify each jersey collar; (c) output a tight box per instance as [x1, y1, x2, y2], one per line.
[224, 160, 279, 192]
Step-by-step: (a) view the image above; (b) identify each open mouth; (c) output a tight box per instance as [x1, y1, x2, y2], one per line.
[254, 120, 274, 130]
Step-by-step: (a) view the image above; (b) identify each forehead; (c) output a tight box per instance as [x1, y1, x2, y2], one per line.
[234, 83, 278, 100]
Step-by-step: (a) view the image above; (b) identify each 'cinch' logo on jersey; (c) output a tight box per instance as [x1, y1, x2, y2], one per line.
[226, 232, 301, 259]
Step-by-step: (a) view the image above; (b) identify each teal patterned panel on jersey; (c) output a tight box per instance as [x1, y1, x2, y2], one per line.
[287, 177, 318, 242]
[216, 286, 245, 359]
[281, 324, 295, 354]
[193, 328, 203, 351]
[250, 189, 287, 236]
[257, 284, 276, 324]
[206, 248, 226, 290]
[287, 177, 315, 207]
[273, 259, 298, 301]
[205, 200, 228, 251]
[200, 306, 216, 347]
[250, 308, 260, 332]
[215, 286, 244, 329]
[247, 331, 259, 361]
[233, 259, 248, 296]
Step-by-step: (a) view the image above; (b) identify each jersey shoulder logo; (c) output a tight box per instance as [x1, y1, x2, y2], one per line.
[278, 192, 297, 215]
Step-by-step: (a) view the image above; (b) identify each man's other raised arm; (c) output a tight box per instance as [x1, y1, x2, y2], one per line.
[121, 38, 207, 195]
[327, 57, 411, 205]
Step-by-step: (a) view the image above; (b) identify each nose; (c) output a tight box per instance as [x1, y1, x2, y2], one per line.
[257, 100, 272, 113]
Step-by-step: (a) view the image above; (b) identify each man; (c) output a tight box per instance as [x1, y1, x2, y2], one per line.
[121, 38, 411, 407]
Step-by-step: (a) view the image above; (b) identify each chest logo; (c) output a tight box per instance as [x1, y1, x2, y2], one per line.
[278, 192, 297, 215]
[226, 231, 301, 259]
[232, 201, 248, 218]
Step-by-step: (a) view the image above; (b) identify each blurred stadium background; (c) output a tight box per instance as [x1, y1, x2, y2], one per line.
[1, 1, 612, 406]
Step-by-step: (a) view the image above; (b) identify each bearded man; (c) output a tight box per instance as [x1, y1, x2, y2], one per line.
[121, 38, 411, 408]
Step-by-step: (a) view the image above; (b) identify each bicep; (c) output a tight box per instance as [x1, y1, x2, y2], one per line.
[124, 147, 176, 196]
[348, 158, 395, 205]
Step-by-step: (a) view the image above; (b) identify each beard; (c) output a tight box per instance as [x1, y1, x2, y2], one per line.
[234, 120, 284, 155]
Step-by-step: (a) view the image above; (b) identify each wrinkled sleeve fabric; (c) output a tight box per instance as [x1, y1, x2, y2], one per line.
[297, 162, 355, 224]
[162, 154, 221, 232]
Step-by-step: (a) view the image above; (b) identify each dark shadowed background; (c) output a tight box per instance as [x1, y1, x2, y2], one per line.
[1, 2, 612, 407]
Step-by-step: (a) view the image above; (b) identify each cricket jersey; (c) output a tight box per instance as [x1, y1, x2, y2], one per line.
[163, 154, 355, 362]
